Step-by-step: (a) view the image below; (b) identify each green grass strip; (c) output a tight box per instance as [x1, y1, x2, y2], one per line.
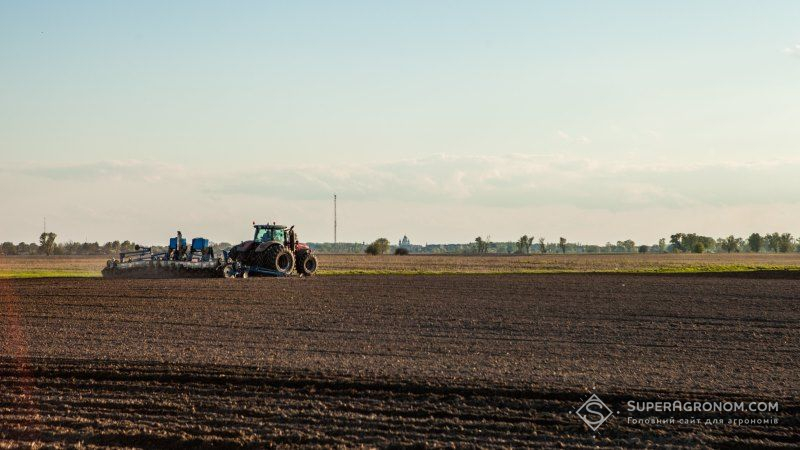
[0, 269, 99, 279]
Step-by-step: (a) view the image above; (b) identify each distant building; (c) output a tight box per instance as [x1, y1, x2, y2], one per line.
[399, 235, 411, 248]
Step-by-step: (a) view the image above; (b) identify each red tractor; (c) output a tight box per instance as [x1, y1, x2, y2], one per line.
[224, 223, 318, 277]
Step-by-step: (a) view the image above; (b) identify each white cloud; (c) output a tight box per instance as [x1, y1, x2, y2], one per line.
[556, 130, 591, 144]
[8, 154, 800, 210]
[5, 154, 800, 244]
[1, 160, 187, 183]
[644, 130, 662, 140]
[783, 44, 800, 58]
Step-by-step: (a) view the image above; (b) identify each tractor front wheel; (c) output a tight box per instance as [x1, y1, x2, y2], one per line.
[296, 251, 318, 276]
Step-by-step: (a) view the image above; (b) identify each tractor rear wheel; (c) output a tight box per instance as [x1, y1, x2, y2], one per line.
[260, 245, 295, 274]
[296, 251, 318, 276]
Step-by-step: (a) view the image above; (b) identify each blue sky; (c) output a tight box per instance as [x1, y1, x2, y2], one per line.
[2, 1, 800, 244]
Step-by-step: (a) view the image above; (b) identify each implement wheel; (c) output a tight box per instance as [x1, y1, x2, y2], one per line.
[222, 264, 237, 279]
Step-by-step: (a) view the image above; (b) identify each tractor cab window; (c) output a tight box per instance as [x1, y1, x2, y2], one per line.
[254, 227, 285, 243]
[254, 228, 271, 242]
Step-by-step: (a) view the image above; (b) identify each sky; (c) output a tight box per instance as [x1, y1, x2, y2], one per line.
[1, 1, 800, 245]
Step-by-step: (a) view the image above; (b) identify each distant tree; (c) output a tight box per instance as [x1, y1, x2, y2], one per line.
[515, 236, 525, 254]
[683, 234, 699, 253]
[638, 245, 649, 253]
[558, 237, 567, 254]
[38, 232, 57, 256]
[719, 235, 742, 253]
[674, 233, 714, 253]
[658, 238, 667, 253]
[618, 239, 636, 253]
[670, 233, 686, 252]
[698, 235, 716, 252]
[779, 233, 795, 253]
[747, 233, 763, 253]
[394, 247, 409, 255]
[374, 238, 390, 254]
[766, 233, 781, 253]
[365, 237, 390, 255]
[692, 241, 706, 253]
[516, 235, 534, 254]
[538, 237, 547, 254]
[120, 240, 136, 252]
[474, 236, 489, 254]
[1, 242, 16, 255]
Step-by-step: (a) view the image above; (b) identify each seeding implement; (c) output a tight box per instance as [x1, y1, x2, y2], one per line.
[102, 224, 318, 278]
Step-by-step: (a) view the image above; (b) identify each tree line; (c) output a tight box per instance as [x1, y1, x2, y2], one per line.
[668, 232, 796, 254]
[0, 234, 144, 256]
[0, 232, 235, 257]
[355, 232, 800, 255]
[3, 231, 799, 256]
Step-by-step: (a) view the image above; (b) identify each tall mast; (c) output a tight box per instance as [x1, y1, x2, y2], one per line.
[334, 194, 337, 244]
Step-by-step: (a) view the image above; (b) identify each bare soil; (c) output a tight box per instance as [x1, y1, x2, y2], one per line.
[1, 274, 798, 447]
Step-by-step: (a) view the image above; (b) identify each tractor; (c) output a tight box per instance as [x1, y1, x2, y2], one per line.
[224, 223, 318, 277]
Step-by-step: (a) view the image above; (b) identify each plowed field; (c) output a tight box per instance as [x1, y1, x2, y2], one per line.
[1, 275, 798, 447]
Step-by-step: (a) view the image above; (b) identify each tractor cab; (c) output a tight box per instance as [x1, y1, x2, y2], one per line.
[252, 223, 306, 253]
[253, 224, 286, 243]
